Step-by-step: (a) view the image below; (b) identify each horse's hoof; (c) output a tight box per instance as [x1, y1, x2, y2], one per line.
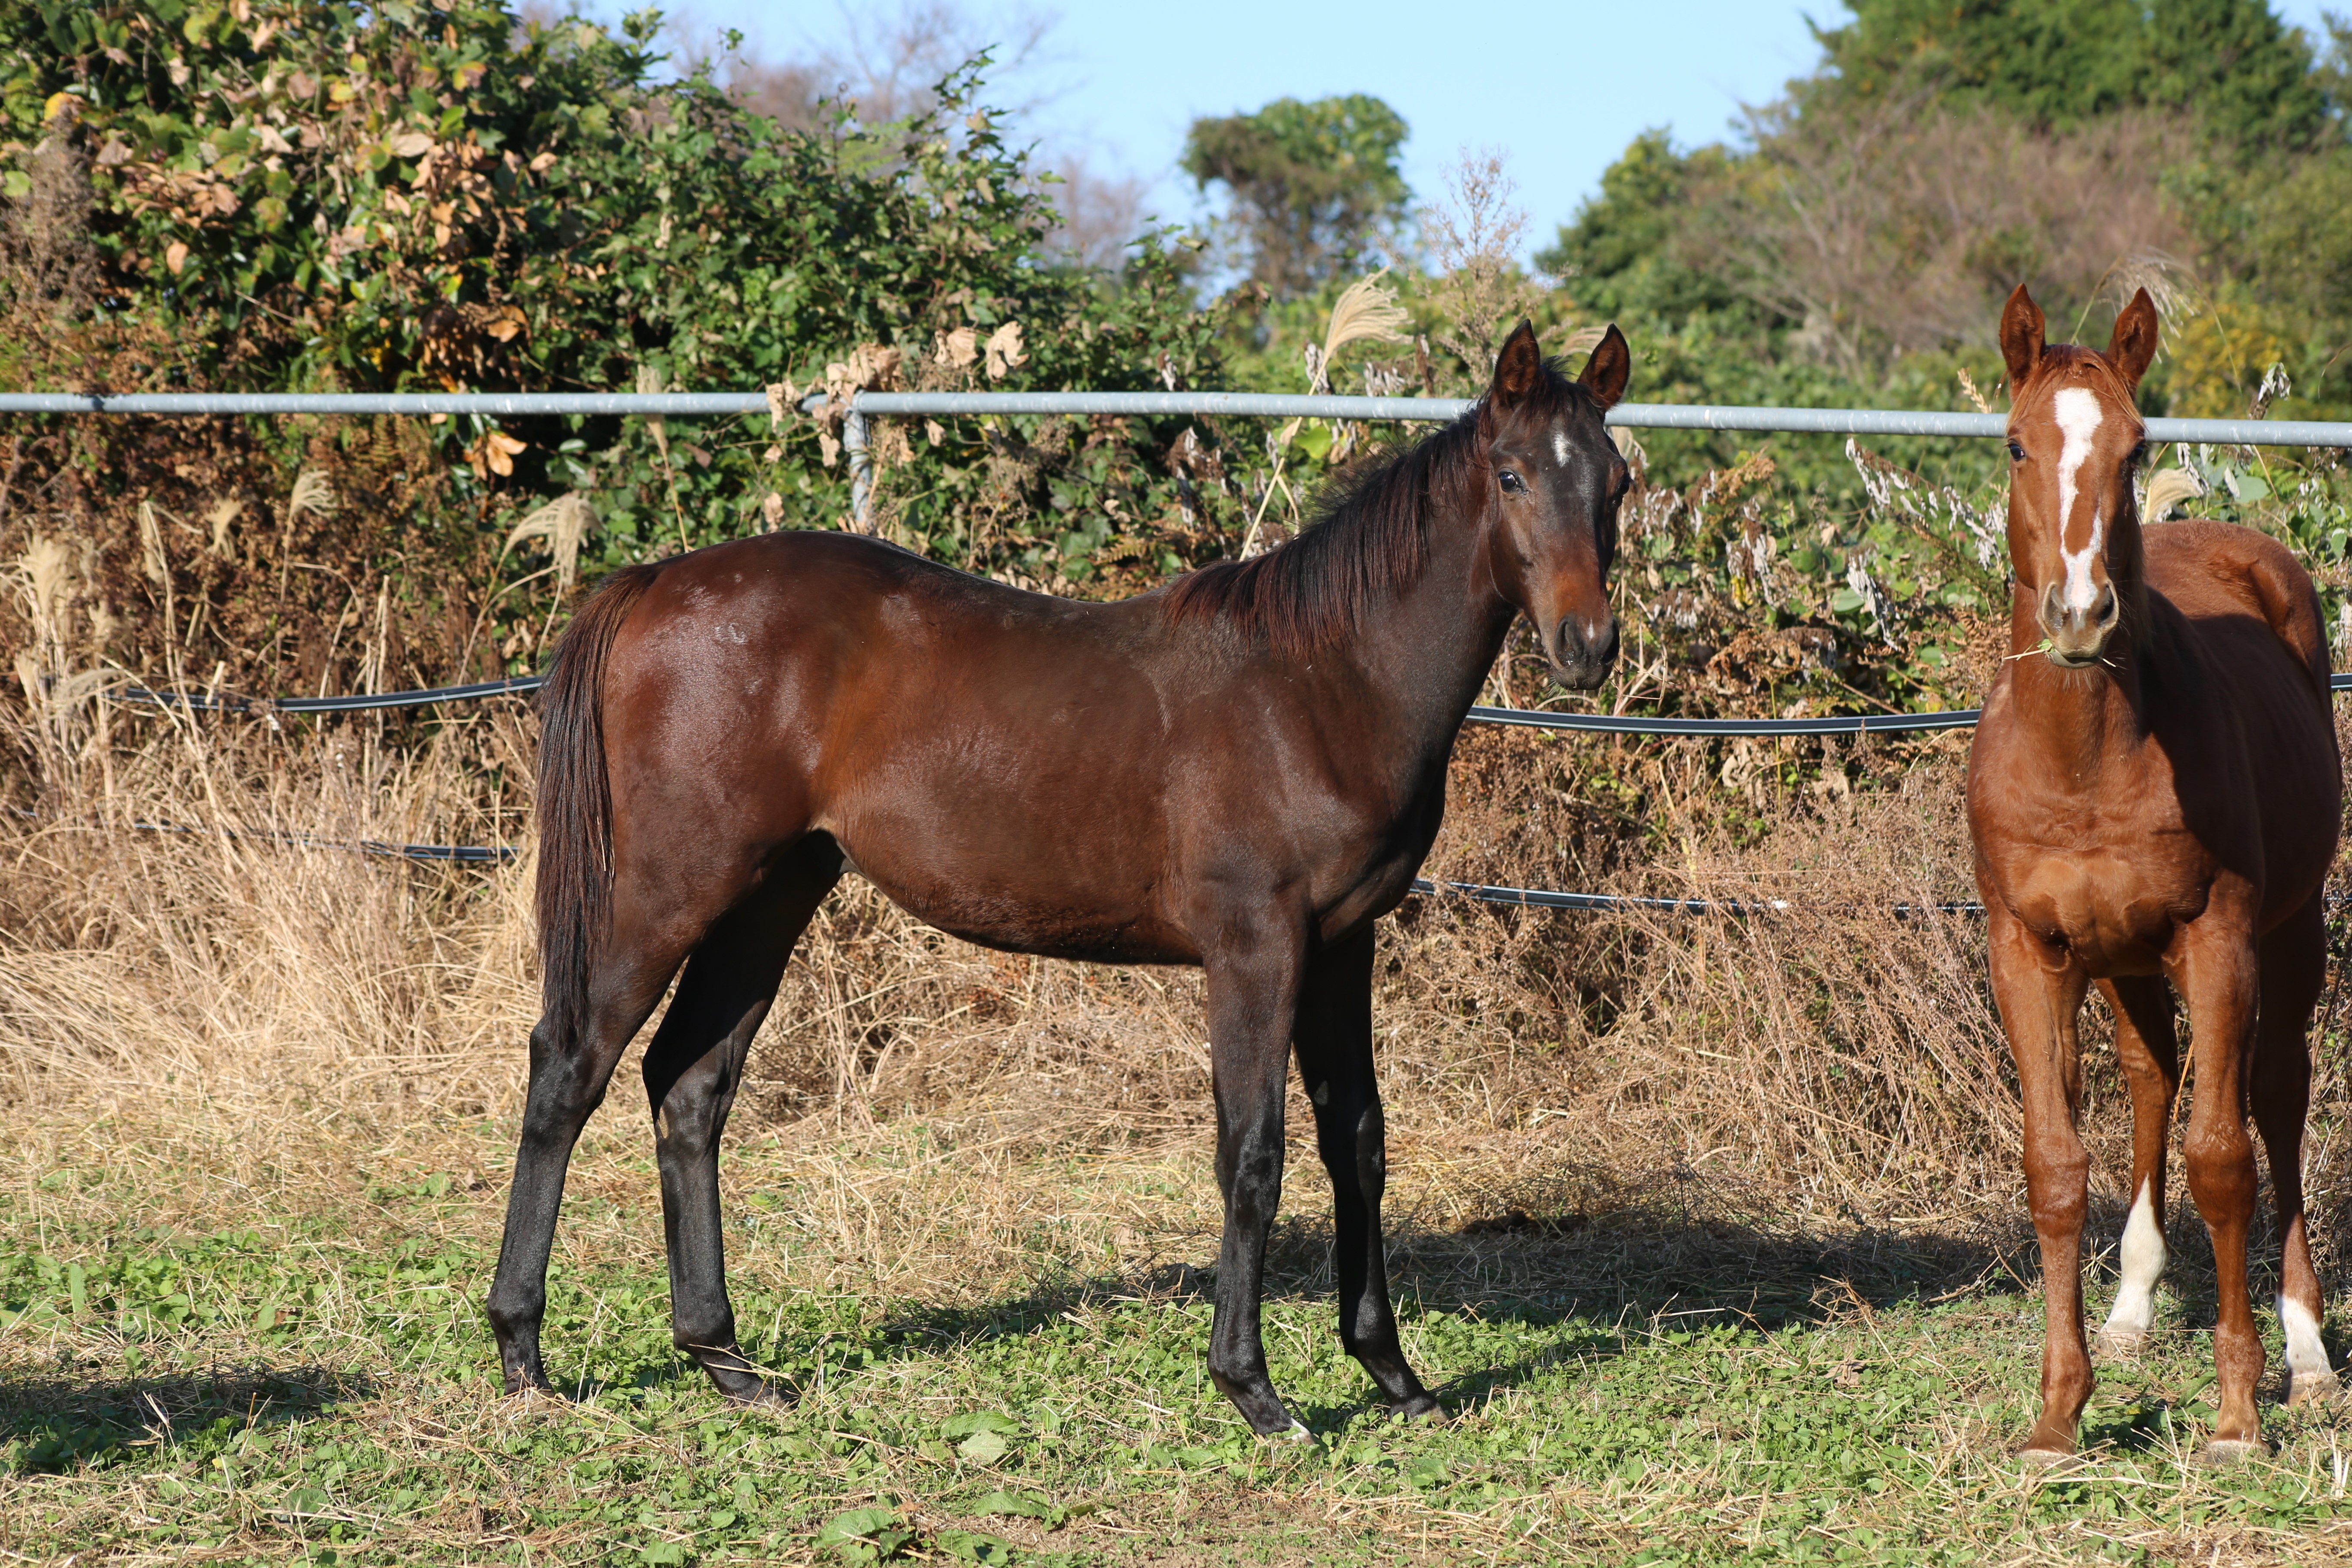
[2017, 1445, 2082, 1474]
[2285, 1369, 2344, 1408]
[720, 1378, 790, 1409]
[2094, 1326, 2147, 1361]
[1391, 1394, 1445, 1424]
[1271, 1421, 1318, 1446]
[2200, 1437, 2266, 1466]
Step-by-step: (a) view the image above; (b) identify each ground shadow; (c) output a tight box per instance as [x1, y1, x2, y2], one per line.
[0, 1366, 379, 1472]
[816, 1189, 2039, 1431]
[638, 1158, 2324, 1432]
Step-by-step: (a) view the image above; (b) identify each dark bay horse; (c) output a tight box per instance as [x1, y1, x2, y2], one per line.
[487, 321, 1633, 1436]
[1968, 285, 2341, 1463]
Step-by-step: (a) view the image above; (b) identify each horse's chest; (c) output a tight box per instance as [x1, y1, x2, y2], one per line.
[2002, 849, 2207, 974]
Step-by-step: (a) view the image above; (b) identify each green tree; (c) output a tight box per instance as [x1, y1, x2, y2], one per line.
[1533, 129, 1739, 324]
[1179, 93, 1409, 299]
[1810, 0, 2326, 146]
[1809, 0, 2145, 127]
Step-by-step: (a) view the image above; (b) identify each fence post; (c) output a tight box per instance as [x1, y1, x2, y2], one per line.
[845, 407, 873, 532]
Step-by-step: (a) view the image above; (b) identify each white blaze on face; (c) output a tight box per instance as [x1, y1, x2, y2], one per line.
[1552, 426, 1571, 469]
[2050, 386, 2107, 612]
[2101, 1176, 2167, 1339]
[2280, 1293, 2333, 1388]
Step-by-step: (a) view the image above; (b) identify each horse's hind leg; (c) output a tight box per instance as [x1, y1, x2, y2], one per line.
[643, 837, 842, 1404]
[2095, 976, 2181, 1357]
[1293, 927, 1437, 1419]
[488, 907, 700, 1394]
[2253, 893, 2336, 1406]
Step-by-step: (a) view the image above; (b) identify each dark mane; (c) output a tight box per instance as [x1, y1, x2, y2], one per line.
[1159, 361, 1594, 660]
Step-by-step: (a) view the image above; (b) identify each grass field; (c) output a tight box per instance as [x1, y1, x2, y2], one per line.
[6, 1096, 2352, 1567]
[6, 688, 2352, 1564]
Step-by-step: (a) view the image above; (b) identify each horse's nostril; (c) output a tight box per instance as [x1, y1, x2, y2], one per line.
[2095, 584, 2120, 627]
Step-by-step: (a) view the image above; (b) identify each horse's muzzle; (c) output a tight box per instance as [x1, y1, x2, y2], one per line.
[2037, 581, 2120, 668]
[1548, 614, 1620, 691]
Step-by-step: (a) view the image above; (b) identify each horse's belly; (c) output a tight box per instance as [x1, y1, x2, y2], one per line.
[840, 851, 1196, 966]
[2007, 851, 2203, 973]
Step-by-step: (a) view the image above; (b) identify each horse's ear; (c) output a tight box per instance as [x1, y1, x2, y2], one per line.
[1490, 319, 1542, 407]
[2000, 285, 2045, 395]
[2106, 287, 2160, 391]
[1578, 323, 1631, 411]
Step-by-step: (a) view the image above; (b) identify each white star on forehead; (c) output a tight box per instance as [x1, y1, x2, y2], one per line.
[1552, 428, 1570, 467]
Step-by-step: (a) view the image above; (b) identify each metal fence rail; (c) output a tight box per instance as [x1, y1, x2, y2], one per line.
[22, 381, 2352, 901]
[3, 387, 2350, 447]
[111, 671, 2352, 732]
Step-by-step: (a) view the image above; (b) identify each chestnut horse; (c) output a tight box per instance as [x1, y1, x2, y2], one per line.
[1968, 285, 2341, 1462]
[485, 322, 1633, 1436]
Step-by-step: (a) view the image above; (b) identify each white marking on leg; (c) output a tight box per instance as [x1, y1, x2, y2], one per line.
[2281, 1294, 2334, 1391]
[2050, 387, 2105, 612]
[2101, 1177, 2165, 1342]
[1552, 427, 1571, 468]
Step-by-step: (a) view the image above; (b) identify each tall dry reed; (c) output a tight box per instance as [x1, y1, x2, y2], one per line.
[11, 656, 2342, 1289]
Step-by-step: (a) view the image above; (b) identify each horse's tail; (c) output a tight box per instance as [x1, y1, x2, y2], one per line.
[535, 563, 659, 1048]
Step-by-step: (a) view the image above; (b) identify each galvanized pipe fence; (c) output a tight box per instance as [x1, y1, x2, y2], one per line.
[17, 386, 2352, 912]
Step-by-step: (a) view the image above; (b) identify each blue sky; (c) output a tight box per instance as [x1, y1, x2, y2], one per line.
[673, 1, 2345, 253]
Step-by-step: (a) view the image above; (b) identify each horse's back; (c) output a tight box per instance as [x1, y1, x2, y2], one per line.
[587, 530, 1224, 961]
[2146, 519, 2330, 700]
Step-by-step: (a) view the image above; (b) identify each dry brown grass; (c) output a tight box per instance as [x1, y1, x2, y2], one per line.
[9, 646, 2345, 1288]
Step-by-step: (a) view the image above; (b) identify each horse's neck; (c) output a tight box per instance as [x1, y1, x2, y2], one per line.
[2003, 642, 2149, 783]
[1342, 511, 1518, 748]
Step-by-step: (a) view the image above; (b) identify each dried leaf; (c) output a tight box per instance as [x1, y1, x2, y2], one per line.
[475, 429, 528, 479]
[934, 326, 978, 370]
[165, 242, 189, 275]
[389, 130, 434, 158]
[762, 492, 784, 526]
[819, 432, 842, 469]
[926, 419, 945, 447]
[983, 321, 1027, 380]
[764, 380, 800, 431]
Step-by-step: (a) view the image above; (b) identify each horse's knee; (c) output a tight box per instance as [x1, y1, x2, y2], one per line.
[2022, 1144, 2088, 1232]
[2184, 1125, 2257, 1212]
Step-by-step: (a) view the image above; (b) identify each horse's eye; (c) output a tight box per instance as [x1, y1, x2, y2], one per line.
[2007, 440, 2026, 462]
[1498, 469, 1525, 494]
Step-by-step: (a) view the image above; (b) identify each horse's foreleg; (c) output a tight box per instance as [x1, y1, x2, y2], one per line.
[1988, 911, 2093, 1458]
[1293, 927, 1437, 1419]
[2253, 894, 2335, 1406]
[1202, 930, 1308, 1438]
[643, 845, 839, 1405]
[2175, 920, 2266, 1458]
[2095, 976, 2180, 1356]
[488, 924, 688, 1395]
